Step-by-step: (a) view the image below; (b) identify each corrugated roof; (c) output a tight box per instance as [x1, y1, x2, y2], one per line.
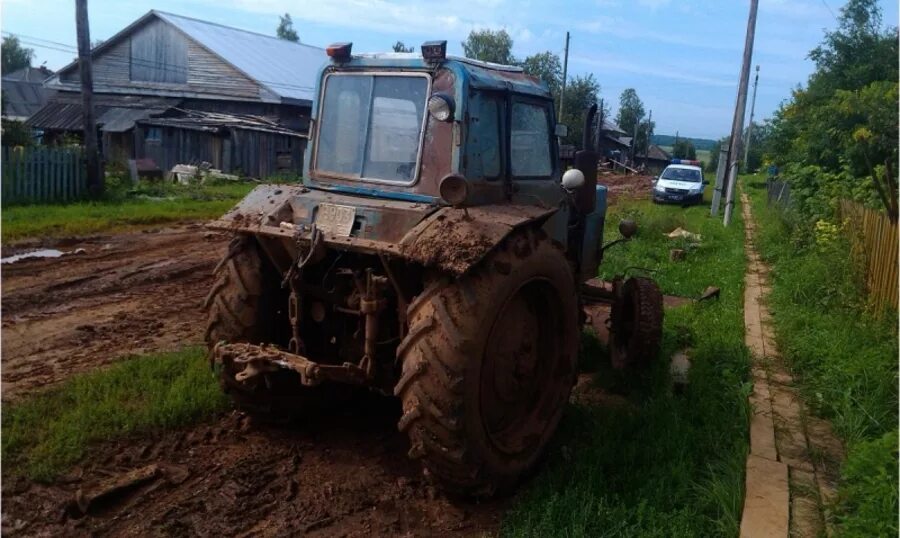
[27, 94, 178, 131]
[1, 79, 48, 120]
[155, 11, 324, 103]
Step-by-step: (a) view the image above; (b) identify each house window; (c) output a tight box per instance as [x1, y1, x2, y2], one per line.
[145, 127, 162, 143]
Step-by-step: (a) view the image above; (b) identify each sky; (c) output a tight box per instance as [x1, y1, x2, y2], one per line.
[2, 0, 897, 139]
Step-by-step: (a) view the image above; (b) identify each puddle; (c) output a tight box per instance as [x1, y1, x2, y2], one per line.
[1, 249, 65, 264]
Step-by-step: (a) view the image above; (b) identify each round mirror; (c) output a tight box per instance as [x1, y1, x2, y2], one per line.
[561, 169, 585, 190]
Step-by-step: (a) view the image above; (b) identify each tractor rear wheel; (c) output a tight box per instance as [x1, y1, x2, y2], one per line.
[204, 235, 323, 420]
[609, 277, 663, 369]
[395, 229, 578, 496]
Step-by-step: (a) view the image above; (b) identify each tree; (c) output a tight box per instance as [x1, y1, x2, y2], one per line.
[392, 41, 414, 53]
[672, 139, 697, 160]
[766, 0, 898, 217]
[558, 74, 600, 147]
[2, 36, 33, 73]
[276, 14, 299, 42]
[461, 29, 515, 65]
[615, 89, 645, 138]
[521, 51, 562, 99]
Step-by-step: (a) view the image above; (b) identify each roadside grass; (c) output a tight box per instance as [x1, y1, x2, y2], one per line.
[1, 180, 256, 243]
[1, 347, 227, 482]
[745, 176, 898, 536]
[504, 197, 750, 536]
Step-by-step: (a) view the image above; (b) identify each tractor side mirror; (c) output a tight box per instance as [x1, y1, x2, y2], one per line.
[555, 124, 569, 138]
[618, 219, 638, 239]
[561, 169, 585, 191]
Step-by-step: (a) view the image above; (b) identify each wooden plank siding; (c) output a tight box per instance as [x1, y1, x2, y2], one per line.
[59, 18, 266, 101]
[840, 199, 899, 315]
[133, 125, 305, 179]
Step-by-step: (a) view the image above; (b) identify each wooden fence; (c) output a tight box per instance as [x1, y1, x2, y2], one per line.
[839, 199, 899, 314]
[2, 146, 87, 205]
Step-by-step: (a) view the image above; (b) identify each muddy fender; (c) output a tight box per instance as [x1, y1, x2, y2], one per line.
[398, 205, 558, 275]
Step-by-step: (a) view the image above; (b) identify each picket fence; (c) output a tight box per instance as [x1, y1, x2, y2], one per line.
[2, 146, 87, 205]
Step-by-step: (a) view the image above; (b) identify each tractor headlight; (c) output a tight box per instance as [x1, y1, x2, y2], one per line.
[427, 94, 454, 122]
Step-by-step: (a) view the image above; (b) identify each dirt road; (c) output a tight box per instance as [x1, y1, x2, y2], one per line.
[1, 225, 227, 401]
[2, 226, 504, 536]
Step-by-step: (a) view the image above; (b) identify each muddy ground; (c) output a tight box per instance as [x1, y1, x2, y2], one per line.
[1, 225, 512, 537]
[599, 172, 655, 205]
[2, 225, 228, 401]
[0, 223, 658, 537]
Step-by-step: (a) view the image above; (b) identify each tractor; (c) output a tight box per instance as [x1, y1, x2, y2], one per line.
[205, 41, 663, 496]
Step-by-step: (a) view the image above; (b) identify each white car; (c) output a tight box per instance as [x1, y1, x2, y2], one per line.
[652, 160, 708, 205]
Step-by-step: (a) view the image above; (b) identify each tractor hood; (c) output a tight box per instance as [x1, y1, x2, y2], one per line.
[210, 184, 558, 275]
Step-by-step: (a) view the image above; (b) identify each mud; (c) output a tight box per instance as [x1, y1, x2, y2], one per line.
[1, 225, 228, 401]
[599, 173, 655, 205]
[2, 399, 504, 537]
[1, 225, 504, 537]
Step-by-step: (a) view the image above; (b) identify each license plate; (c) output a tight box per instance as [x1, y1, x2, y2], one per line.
[315, 203, 356, 236]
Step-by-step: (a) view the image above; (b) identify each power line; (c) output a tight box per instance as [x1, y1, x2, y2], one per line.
[819, 0, 837, 19]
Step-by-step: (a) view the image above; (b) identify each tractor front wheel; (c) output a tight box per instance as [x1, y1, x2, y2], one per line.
[395, 229, 578, 496]
[609, 277, 664, 369]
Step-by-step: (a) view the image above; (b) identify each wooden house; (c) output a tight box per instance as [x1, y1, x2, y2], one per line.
[28, 11, 323, 178]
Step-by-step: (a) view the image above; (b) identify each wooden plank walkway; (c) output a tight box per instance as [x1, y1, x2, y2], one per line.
[739, 192, 844, 538]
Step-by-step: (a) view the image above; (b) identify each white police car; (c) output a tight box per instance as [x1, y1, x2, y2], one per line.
[652, 160, 708, 204]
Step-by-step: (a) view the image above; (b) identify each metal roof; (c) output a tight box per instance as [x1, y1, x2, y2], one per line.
[1, 79, 48, 120]
[27, 94, 178, 131]
[154, 11, 324, 103]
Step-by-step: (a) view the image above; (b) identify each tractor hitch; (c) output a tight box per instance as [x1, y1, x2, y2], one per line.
[212, 342, 369, 387]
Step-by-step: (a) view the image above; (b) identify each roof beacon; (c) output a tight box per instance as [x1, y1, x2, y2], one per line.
[326, 42, 352, 63]
[671, 159, 701, 166]
[421, 40, 447, 62]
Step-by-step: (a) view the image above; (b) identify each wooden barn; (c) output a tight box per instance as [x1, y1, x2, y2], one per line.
[28, 10, 322, 178]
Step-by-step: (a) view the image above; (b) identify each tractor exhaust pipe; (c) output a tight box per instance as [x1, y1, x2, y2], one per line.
[574, 103, 599, 213]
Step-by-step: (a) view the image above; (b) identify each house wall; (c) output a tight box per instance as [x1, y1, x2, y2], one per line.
[59, 18, 271, 101]
[134, 124, 305, 178]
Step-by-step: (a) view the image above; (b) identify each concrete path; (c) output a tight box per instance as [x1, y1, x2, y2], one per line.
[739, 193, 844, 538]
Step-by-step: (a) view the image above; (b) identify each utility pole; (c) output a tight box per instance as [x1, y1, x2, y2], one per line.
[644, 109, 652, 164]
[743, 65, 760, 171]
[558, 31, 570, 123]
[723, 0, 759, 226]
[76, 0, 103, 196]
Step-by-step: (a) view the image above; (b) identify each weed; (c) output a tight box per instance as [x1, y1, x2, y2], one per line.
[745, 175, 898, 536]
[2, 181, 257, 242]
[1, 347, 227, 482]
[504, 198, 749, 536]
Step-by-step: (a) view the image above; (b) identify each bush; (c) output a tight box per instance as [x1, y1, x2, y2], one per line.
[837, 430, 899, 537]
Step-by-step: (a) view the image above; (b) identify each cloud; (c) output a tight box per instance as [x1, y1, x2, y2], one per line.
[572, 54, 735, 88]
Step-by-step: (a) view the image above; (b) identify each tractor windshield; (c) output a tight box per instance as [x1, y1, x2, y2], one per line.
[314, 73, 429, 184]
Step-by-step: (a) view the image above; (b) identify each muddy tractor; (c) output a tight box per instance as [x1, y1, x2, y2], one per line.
[205, 41, 663, 496]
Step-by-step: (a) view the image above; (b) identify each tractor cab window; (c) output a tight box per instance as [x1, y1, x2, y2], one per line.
[465, 95, 503, 180]
[511, 101, 552, 178]
[315, 73, 428, 183]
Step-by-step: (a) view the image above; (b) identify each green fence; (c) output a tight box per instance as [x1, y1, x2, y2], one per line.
[2, 146, 87, 205]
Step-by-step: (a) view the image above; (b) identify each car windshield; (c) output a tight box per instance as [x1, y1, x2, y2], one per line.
[661, 167, 702, 183]
[315, 74, 428, 183]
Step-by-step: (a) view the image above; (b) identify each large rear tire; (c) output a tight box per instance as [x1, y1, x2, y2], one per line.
[395, 229, 578, 496]
[609, 277, 663, 369]
[204, 236, 319, 419]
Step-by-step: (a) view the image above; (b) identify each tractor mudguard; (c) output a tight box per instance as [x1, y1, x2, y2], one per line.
[398, 205, 558, 275]
[209, 184, 558, 275]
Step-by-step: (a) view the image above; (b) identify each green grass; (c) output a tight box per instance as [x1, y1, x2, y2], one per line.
[744, 176, 898, 536]
[504, 199, 750, 536]
[1, 180, 256, 242]
[1, 347, 227, 482]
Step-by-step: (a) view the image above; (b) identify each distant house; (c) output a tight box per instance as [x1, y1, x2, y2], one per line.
[2, 66, 54, 121]
[636, 144, 671, 173]
[28, 10, 324, 178]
